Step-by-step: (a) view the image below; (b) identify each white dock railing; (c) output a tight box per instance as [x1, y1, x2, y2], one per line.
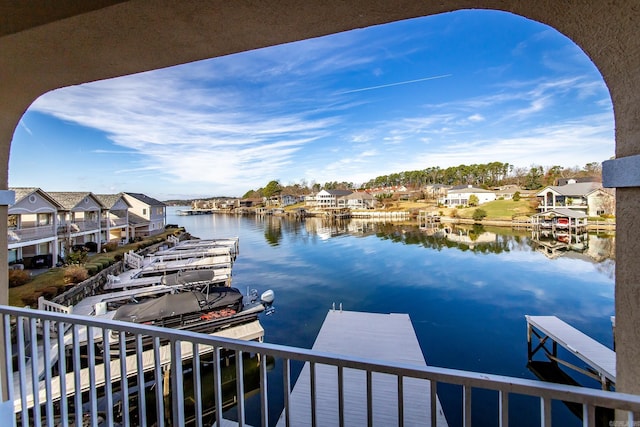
[1, 305, 640, 427]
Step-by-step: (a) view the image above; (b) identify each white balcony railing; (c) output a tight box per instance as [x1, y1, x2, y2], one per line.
[2, 305, 640, 427]
[7, 226, 56, 243]
[101, 217, 128, 228]
[57, 221, 100, 234]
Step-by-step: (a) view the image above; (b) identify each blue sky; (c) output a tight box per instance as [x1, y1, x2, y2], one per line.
[9, 10, 613, 200]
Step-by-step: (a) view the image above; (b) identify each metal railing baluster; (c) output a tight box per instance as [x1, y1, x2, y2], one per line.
[42, 320, 53, 427]
[236, 349, 245, 427]
[582, 402, 594, 427]
[102, 329, 113, 427]
[87, 328, 97, 427]
[338, 365, 344, 427]
[283, 358, 291, 427]
[213, 347, 223, 427]
[540, 396, 551, 427]
[135, 334, 147, 426]
[397, 375, 404, 427]
[430, 380, 437, 427]
[260, 352, 269, 427]
[28, 317, 41, 427]
[499, 390, 509, 427]
[56, 321, 68, 426]
[16, 317, 27, 426]
[367, 370, 373, 427]
[72, 325, 81, 426]
[152, 337, 164, 427]
[463, 385, 471, 427]
[170, 339, 185, 426]
[118, 331, 129, 423]
[310, 361, 316, 427]
[193, 343, 203, 427]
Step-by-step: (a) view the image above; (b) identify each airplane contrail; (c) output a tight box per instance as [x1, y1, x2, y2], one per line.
[337, 74, 453, 95]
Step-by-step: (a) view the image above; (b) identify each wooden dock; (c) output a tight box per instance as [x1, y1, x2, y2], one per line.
[277, 310, 448, 426]
[526, 315, 616, 389]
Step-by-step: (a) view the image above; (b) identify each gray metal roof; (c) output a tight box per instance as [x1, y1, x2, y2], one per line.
[532, 208, 588, 218]
[47, 191, 106, 210]
[124, 192, 166, 206]
[539, 182, 602, 197]
[95, 193, 131, 209]
[9, 187, 64, 208]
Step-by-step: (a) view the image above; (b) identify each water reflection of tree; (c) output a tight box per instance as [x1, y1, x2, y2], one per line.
[264, 217, 282, 246]
[374, 223, 513, 254]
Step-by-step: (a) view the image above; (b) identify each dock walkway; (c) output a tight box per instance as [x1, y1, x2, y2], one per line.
[277, 310, 448, 426]
[526, 315, 616, 389]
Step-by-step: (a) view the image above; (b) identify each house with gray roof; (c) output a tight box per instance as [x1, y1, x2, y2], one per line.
[536, 180, 615, 216]
[312, 189, 353, 209]
[47, 191, 106, 257]
[439, 185, 496, 207]
[340, 191, 376, 209]
[123, 192, 166, 237]
[95, 193, 132, 244]
[8, 188, 63, 267]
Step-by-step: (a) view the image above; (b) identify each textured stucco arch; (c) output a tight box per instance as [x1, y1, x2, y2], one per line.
[1, 1, 638, 395]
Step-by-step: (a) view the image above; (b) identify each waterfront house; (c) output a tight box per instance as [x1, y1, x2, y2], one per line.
[536, 180, 615, 216]
[47, 191, 105, 258]
[95, 193, 131, 244]
[313, 189, 353, 209]
[8, 188, 63, 268]
[341, 191, 376, 209]
[439, 185, 496, 207]
[123, 192, 166, 237]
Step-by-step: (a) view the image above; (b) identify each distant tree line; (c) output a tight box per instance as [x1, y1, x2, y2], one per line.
[364, 161, 602, 191]
[237, 161, 603, 201]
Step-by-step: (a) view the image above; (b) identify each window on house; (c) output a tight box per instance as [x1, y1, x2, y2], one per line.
[143, 208, 147, 215]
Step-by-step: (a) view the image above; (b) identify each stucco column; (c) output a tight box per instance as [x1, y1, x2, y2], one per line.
[616, 188, 640, 396]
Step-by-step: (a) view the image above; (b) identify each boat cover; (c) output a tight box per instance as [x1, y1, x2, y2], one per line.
[160, 269, 217, 286]
[113, 287, 243, 323]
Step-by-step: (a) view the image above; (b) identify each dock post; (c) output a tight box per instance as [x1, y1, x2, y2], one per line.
[527, 322, 532, 362]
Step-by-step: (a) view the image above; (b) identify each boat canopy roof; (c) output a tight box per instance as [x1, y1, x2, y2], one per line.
[160, 269, 218, 286]
[113, 287, 243, 323]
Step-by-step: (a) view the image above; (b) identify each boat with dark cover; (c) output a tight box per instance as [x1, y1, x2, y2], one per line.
[112, 286, 274, 335]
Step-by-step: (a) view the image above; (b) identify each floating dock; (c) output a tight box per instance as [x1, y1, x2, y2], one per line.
[526, 315, 616, 390]
[277, 310, 448, 426]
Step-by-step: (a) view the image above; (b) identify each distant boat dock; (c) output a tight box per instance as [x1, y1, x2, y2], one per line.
[277, 309, 448, 426]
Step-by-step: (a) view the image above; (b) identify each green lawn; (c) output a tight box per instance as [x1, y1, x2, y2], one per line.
[455, 198, 537, 220]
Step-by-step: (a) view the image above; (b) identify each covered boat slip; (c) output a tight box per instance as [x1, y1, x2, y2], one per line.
[277, 310, 448, 427]
[526, 315, 616, 390]
[105, 266, 232, 291]
[158, 238, 240, 257]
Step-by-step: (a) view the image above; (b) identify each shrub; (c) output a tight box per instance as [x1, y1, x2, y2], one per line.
[513, 191, 521, 201]
[63, 265, 89, 284]
[472, 208, 488, 222]
[66, 248, 88, 265]
[40, 285, 61, 300]
[103, 242, 118, 252]
[85, 263, 100, 275]
[21, 292, 42, 307]
[8, 269, 31, 288]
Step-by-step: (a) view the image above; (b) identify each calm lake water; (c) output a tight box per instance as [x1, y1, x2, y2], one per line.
[166, 206, 615, 427]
